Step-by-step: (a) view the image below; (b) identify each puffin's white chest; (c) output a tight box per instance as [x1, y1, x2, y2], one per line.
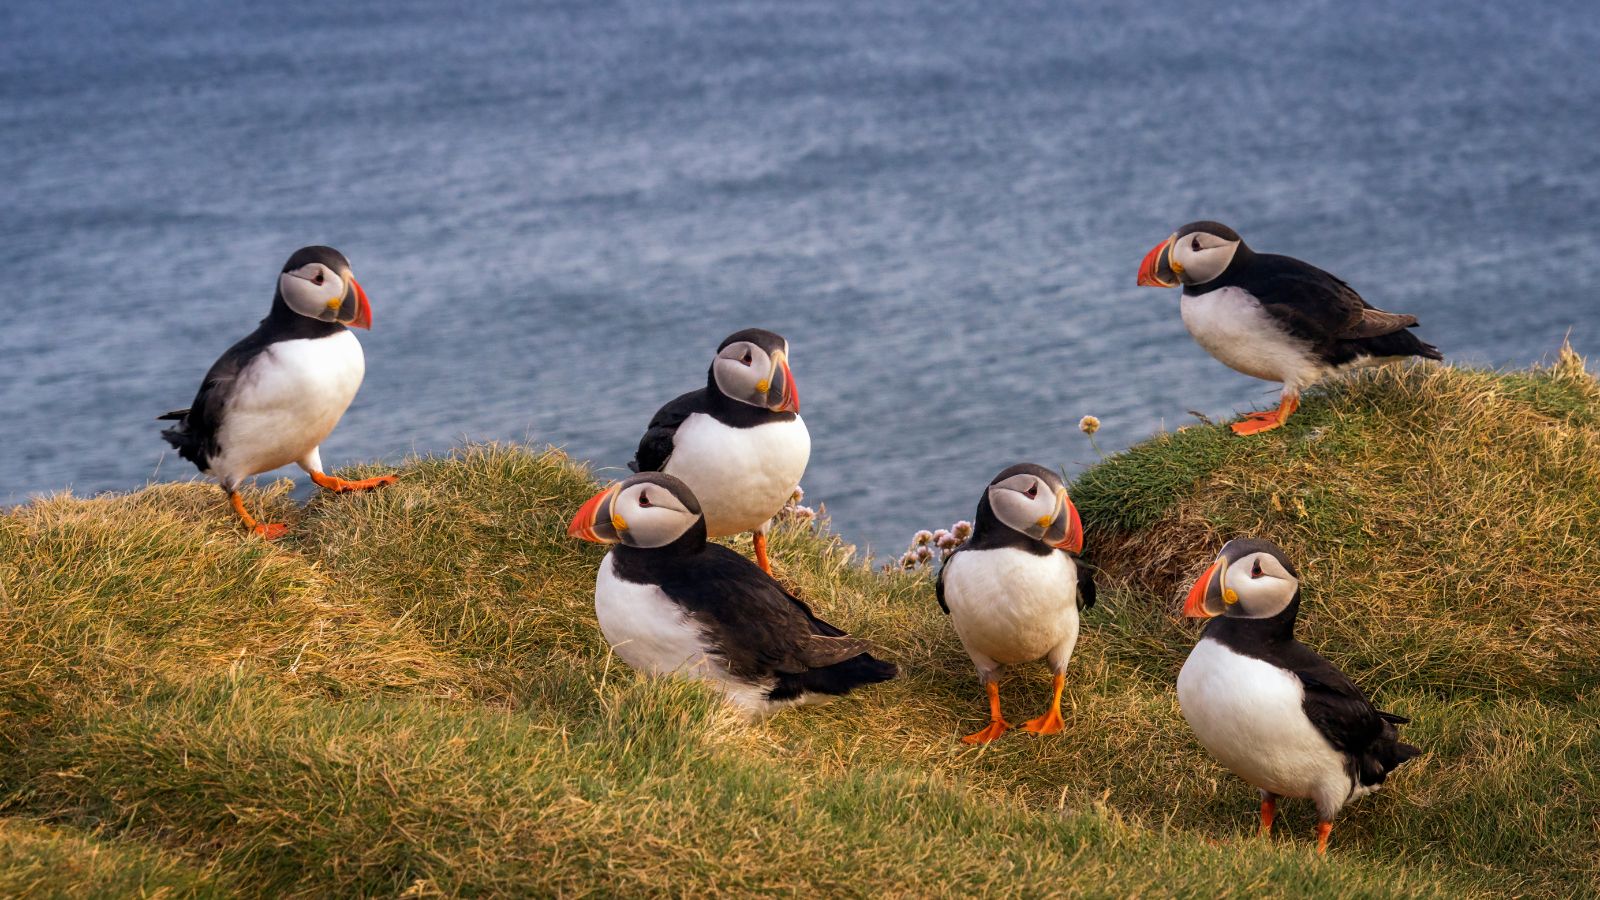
[1180, 287, 1321, 388]
[594, 554, 719, 677]
[1177, 637, 1351, 804]
[210, 331, 365, 479]
[592, 555, 784, 716]
[663, 413, 810, 537]
[942, 547, 1080, 668]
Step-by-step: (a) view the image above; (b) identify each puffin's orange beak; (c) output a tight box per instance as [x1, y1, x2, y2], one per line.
[770, 351, 799, 414]
[1137, 236, 1179, 288]
[1047, 489, 1084, 553]
[1184, 559, 1224, 618]
[568, 484, 622, 543]
[347, 275, 373, 329]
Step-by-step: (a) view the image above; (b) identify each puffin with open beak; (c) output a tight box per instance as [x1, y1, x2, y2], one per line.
[629, 328, 807, 575]
[569, 472, 897, 717]
[159, 245, 396, 539]
[936, 464, 1093, 744]
[1176, 538, 1420, 853]
[1138, 221, 1442, 435]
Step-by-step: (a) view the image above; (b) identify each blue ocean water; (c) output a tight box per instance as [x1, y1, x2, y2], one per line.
[3, 1, 1597, 556]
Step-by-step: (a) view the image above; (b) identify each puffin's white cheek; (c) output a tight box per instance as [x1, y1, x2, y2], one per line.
[320, 271, 346, 310]
[278, 273, 345, 320]
[624, 507, 693, 548]
[1234, 578, 1292, 617]
[1185, 244, 1237, 285]
[713, 358, 761, 404]
[988, 490, 1045, 536]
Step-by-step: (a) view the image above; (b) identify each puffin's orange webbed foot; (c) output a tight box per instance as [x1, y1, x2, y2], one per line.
[252, 522, 291, 541]
[230, 491, 288, 540]
[1259, 796, 1277, 837]
[961, 682, 1011, 744]
[310, 471, 400, 493]
[1022, 672, 1067, 735]
[1230, 396, 1300, 436]
[1021, 708, 1065, 735]
[961, 719, 1012, 744]
[1315, 821, 1333, 855]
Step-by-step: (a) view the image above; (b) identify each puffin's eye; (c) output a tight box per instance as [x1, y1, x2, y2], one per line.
[1024, 483, 1038, 499]
[1250, 559, 1263, 579]
[313, 271, 325, 285]
[638, 492, 652, 508]
[741, 351, 753, 366]
[1191, 236, 1203, 252]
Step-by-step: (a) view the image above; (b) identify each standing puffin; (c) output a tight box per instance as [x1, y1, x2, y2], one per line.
[568, 472, 897, 717]
[629, 328, 807, 575]
[936, 464, 1093, 744]
[1137, 221, 1442, 435]
[159, 246, 396, 538]
[1177, 538, 1420, 853]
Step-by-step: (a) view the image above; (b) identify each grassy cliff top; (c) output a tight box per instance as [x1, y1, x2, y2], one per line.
[1, 349, 1596, 897]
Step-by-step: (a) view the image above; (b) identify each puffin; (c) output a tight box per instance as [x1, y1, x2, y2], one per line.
[936, 464, 1093, 744]
[628, 328, 807, 575]
[1177, 538, 1420, 854]
[1137, 221, 1442, 435]
[568, 472, 897, 717]
[159, 245, 396, 538]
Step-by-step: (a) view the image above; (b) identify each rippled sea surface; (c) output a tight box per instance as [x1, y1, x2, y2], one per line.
[4, 0, 1597, 555]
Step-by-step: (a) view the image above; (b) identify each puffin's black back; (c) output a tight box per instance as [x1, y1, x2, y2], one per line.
[1204, 596, 1420, 787]
[1188, 249, 1442, 368]
[610, 525, 896, 697]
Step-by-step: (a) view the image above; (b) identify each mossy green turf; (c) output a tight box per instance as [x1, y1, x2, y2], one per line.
[1, 351, 1595, 897]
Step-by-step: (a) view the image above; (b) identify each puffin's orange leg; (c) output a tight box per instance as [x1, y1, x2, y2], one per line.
[309, 470, 400, 493]
[1259, 795, 1277, 837]
[753, 531, 773, 575]
[962, 682, 1012, 744]
[1315, 821, 1333, 855]
[1022, 672, 1067, 735]
[1230, 395, 1300, 436]
[230, 491, 288, 540]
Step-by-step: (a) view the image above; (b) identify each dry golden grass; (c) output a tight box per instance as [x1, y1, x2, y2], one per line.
[0, 818, 224, 898]
[0, 350, 1595, 897]
[0, 484, 467, 760]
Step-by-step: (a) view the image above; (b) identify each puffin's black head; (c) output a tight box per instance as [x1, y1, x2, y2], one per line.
[980, 463, 1083, 552]
[568, 472, 705, 550]
[1183, 537, 1301, 620]
[709, 328, 799, 414]
[1137, 221, 1247, 289]
[277, 245, 373, 329]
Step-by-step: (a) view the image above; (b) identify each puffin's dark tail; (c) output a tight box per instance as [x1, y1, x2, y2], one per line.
[768, 653, 898, 701]
[1357, 712, 1422, 787]
[158, 409, 205, 467]
[1347, 328, 1443, 362]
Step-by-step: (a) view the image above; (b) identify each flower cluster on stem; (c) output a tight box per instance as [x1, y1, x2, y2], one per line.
[897, 519, 973, 571]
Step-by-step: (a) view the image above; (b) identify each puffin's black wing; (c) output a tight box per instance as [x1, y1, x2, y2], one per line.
[934, 552, 953, 614]
[1243, 254, 1442, 364]
[1073, 554, 1096, 610]
[159, 327, 274, 471]
[628, 389, 708, 473]
[1241, 254, 1368, 343]
[665, 544, 897, 697]
[1283, 641, 1421, 786]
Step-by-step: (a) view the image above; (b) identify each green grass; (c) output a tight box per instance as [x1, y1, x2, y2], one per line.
[0, 348, 1595, 897]
[0, 819, 225, 899]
